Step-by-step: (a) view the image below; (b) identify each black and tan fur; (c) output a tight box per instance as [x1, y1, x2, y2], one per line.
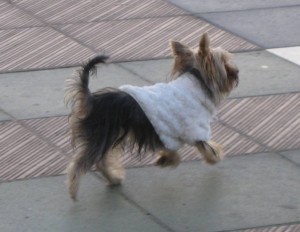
[65, 33, 239, 200]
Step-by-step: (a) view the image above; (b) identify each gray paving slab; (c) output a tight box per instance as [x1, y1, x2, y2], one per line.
[2, 153, 300, 232]
[119, 59, 173, 83]
[0, 110, 12, 121]
[198, 6, 300, 48]
[0, 174, 169, 232]
[118, 51, 300, 98]
[0, 64, 148, 121]
[122, 153, 300, 232]
[1, 50, 300, 121]
[230, 50, 300, 97]
[280, 150, 300, 165]
[166, 0, 300, 13]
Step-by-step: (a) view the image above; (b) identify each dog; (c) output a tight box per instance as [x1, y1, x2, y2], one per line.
[65, 33, 239, 200]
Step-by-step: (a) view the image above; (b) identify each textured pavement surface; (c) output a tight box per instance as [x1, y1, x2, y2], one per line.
[1, 1, 300, 232]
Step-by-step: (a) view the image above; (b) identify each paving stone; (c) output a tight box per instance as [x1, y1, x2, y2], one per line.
[280, 150, 300, 166]
[166, 0, 300, 13]
[122, 153, 300, 232]
[0, 64, 148, 120]
[231, 51, 300, 97]
[0, 174, 169, 232]
[199, 6, 300, 48]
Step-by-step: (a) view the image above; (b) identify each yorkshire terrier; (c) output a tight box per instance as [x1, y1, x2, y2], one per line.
[65, 33, 239, 200]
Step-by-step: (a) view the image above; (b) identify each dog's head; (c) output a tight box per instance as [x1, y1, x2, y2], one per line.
[171, 33, 239, 104]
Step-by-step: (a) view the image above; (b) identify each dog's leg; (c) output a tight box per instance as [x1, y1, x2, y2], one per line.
[196, 141, 223, 165]
[66, 147, 88, 201]
[156, 149, 181, 168]
[96, 146, 125, 186]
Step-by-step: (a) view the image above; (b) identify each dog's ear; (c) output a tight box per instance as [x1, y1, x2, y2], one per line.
[199, 33, 210, 56]
[170, 40, 191, 56]
[170, 40, 194, 76]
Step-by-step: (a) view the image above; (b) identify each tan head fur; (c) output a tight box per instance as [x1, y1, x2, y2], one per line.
[170, 33, 239, 104]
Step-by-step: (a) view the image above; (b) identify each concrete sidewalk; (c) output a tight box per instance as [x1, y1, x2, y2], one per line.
[2, 152, 300, 232]
[1, 1, 300, 232]
[1, 50, 300, 121]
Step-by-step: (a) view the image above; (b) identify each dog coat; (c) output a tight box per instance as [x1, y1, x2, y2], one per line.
[119, 74, 216, 151]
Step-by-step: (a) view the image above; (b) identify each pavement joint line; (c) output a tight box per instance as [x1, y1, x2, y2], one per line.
[49, 14, 195, 25]
[91, 171, 176, 232]
[0, 25, 47, 30]
[0, 107, 13, 119]
[228, 91, 300, 100]
[116, 63, 154, 84]
[218, 120, 271, 151]
[6, 1, 98, 55]
[219, 120, 300, 170]
[277, 151, 300, 169]
[160, 0, 262, 49]
[119, 191, 177, 232]
[19, 120, 71, 159]
[214, 220, 300, 232]
[90, 152, 300, 232]
[0, 108, 71, 160]
[195, 13, 263, 49]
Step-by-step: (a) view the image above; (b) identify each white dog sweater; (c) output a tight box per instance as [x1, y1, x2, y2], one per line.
[119, 74, 216, 151]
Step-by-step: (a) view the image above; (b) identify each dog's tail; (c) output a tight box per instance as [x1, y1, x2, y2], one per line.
[65, 55, 109, 119]
[65, 55, 108, 201]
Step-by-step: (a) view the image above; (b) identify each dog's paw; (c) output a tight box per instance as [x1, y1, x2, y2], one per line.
[156, 156, 169, 167]
[203, 141, 224, 165]
[106, 168, 125, 185]
[156, 151, 180, 168]
[97, 163, 125, 185]
[107, 176, 124, 186]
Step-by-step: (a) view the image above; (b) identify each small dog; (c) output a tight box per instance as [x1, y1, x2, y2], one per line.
[65, 33, 239, 200]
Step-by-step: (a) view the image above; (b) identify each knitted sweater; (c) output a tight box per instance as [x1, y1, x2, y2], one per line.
[119, 74, 216, 151]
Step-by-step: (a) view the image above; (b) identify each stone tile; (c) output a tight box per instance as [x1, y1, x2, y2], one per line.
[119, 59, 173, 84]
[0, 110, 12, 121]
[199, 6, 300, 48]
[280, 150, 300, 166]
[122, 153, 300, 231]
[230, 51, 300, 98]
[119, 51, 300, 97]
[0, 64, 147, 120]
[0, 174, 169, 232]
[166, 0, 300, 13]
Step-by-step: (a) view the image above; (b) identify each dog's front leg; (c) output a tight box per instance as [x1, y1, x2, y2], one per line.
[156, 149, 181, 168]
[196, 141, 224, 165]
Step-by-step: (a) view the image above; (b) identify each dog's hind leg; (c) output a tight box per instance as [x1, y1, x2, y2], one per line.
[66, 147, 89, 201]
[156, 149, 181, 168]
[96, 146, 125, 186]
[196, 141, 223, 165]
